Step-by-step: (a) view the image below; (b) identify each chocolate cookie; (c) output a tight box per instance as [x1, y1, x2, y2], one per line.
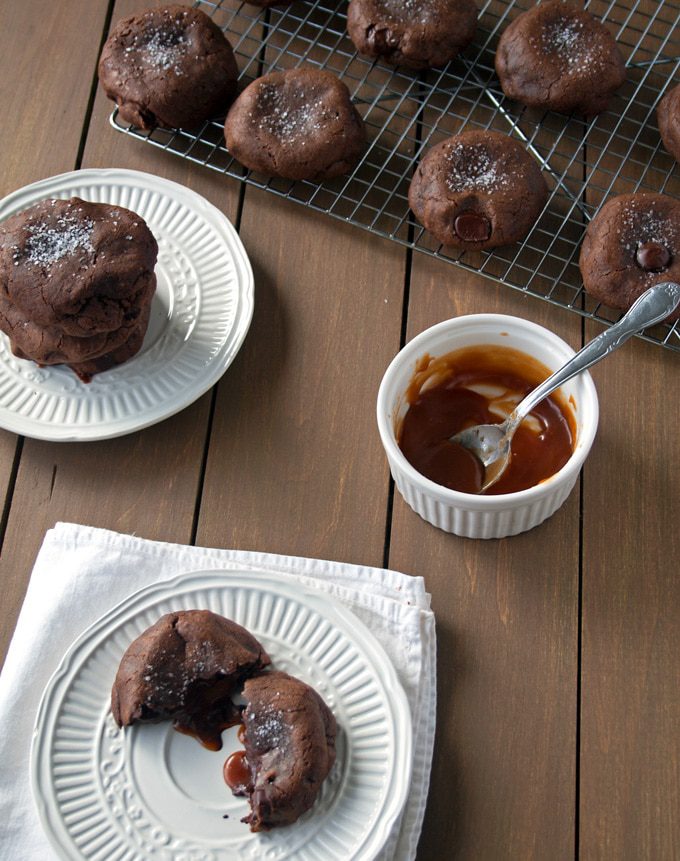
[0, 198, 157, 335]
[408, 129, 549, 249]
[579, 193, 680, 321]
[111, 610, 271, 749]
[0, 273, 155, 366]
[495, 1, 626, 116]
[658, 83, 680, 163]
[347, 0, 477, 70]
[224, 68, 366, 181]
[99, 5, 238, 130]
[238, 671, 337, 831]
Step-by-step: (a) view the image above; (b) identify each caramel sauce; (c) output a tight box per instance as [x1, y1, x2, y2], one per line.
[224, 749, 252, 796]
[398, 345, 576, 495]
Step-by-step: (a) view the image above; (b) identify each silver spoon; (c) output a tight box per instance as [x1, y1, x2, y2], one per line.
[450, 281, 680, 493]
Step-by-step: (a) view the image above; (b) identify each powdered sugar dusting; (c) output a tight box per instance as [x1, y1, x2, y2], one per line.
[445, 144, 508, 193]
[23, 213, 94, 268]
[256, 84, 332, 144]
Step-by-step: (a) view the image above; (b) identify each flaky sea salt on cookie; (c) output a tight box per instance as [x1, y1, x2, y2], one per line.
[224, 68, 366, 181]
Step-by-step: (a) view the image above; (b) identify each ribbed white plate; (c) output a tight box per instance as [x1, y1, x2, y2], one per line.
[31, 571, 412, 861]
[0, 169, 254, 441]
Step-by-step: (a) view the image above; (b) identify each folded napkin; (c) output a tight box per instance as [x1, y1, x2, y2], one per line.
[0, 522, 436, 860]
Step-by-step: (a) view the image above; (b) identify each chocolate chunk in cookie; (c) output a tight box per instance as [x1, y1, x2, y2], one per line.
[99, 5, 238, 130]
[658, 83, 680, 163]
[495, 1, 626, 116]
[408, 129, 549, 249]
[224, 68, 366, 181]
[579, 193, 680, 321]
[347, 0, 477, 70]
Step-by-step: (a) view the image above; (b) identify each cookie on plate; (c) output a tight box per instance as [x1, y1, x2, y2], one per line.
[111, 610, 271, 748]
[408, 129, 549, 249]
[579, 193, 680, 321]
[0, 197, 158, 380]
[495, 0, 626, 116]
[657, 83, 680, 163]
[99, 4, 238, 130]
[347, 0, 477, 70]
[224, 68, 366, 180]
[236, 671, 337, 831]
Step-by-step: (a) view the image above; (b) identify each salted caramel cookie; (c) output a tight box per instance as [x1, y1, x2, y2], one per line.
[658, 83, 680, 162]
[0, 198, 157, 335]
[0, 273, 156, 367]
[224, 68, 366, 180]
[111, 610, 271, 748]
[347, 0, 477, 70]
[99, 5, 238, 130]
[408, 129, 549, 249]
[495, 0, 626, 116]
[579, 193, 680, 321]
[238, 671, 337, 831]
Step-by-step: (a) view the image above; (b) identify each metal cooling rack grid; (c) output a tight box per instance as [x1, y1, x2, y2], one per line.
[111, 0, 680, 350]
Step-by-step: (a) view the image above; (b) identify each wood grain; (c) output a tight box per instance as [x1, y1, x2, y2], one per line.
[0, 0, 111, 661]
[195, 188, 406, 565]
[0, 0, 244, 662]
[389, 256, 582, 860]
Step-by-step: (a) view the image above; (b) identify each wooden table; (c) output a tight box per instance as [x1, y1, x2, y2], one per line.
[1, 1, 678, 858]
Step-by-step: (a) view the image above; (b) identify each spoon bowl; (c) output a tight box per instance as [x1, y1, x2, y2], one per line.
[450, 282, 680, 492]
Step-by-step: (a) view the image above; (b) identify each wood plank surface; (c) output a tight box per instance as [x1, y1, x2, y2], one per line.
[0, 0, 244, 657]
[0, 0, 678, 857]
[0, 0, 112, 659]
[389, 258, 583, 860]
[196, 189, 406, 563]
[578, 2, 680, 855]
[580, 335, 680, 861]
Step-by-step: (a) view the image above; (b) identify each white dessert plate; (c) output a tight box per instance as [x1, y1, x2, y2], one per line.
[31, 570, 413, 861]
[0, 168, 253, 441]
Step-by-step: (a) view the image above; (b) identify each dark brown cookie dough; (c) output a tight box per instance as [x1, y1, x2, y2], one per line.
[111, 610, 271, 749]
[238, 671, 337, 831]
[224, 68, 366, 181]
[347, 0, 477, 70]
[99, 4, 238, 130]
[495, 0, 626, 116]
[579, 193, 680, 321]
[0, 273, 155, 367]
[658, 83, 680, 163]
[0, 198, 157, 335]
[408, 129, 549, 249]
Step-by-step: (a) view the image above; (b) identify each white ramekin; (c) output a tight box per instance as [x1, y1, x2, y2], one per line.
[377, 314, 599, 539]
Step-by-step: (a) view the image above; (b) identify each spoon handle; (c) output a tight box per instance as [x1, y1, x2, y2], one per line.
[512, 281, 680, 424]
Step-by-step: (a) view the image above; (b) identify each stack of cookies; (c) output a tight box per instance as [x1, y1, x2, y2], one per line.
[0, 198, 158, 381]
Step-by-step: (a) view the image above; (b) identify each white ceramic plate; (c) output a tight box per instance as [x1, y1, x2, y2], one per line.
[0, 169, 253, 441]
[31, 570, 413, 861]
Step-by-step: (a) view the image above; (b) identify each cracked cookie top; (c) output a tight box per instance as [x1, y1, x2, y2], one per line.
[495, 0, 626, 116]
[224, 68, 366, 181]
[111, 610, 271, 750]
[579, 193, 680, 321]
[347, 0, 477, 70]
[408, 129, 549, 250]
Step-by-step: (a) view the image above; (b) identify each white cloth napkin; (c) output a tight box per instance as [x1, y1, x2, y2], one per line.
[0, 522, 436, 860]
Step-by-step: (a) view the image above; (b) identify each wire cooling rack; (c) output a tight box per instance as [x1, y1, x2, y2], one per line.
[111, 0, 680, 351]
